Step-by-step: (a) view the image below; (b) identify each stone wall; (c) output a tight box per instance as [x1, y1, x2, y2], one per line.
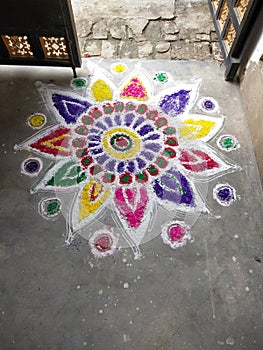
[71, 0, 222, 61]
[240, 61, 263, 182]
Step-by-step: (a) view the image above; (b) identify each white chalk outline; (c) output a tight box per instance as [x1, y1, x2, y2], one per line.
[161, 220, 191, 249]
[21, 157, 43, 177]
[216, 134, 240, 152]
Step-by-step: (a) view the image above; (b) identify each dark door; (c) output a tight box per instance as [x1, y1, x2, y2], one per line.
[208, 0, 263, 81]
[0, 0, 81, 76]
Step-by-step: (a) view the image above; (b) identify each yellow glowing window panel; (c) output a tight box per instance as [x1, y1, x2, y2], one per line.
[2, 35, 34, 57]
[224, 21, 236, 53]
[218, 0, 229, 29]
[235, 0, 250, 22]
[39, 36, 69, 59]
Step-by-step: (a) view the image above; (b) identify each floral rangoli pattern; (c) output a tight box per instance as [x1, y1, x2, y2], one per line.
[15, 62, 241, 258]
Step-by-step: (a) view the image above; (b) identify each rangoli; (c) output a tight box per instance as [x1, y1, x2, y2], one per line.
[15, 62, 241, 259]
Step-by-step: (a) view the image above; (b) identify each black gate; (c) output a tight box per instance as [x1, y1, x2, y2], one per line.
[208, 0, 263, 81]
[0, 0, 81, 77]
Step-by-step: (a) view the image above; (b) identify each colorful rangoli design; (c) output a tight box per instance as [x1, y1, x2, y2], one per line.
[15, 62, 240, 258]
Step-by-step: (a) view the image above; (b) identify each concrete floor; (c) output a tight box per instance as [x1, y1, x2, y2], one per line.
[0, 59, 263, 349]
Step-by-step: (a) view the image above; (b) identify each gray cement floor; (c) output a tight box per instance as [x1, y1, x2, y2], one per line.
[0, 59, 263, 349]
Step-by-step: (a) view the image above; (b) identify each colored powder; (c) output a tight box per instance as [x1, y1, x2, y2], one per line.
[91, 79, 113, 101]
[169, 225, 185, 241]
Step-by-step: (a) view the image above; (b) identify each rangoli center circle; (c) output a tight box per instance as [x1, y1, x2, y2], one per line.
[102, 127, 141, 159]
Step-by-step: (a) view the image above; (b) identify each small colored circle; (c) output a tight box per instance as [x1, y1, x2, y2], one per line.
[163, 147, 176, 158]
[71, 77, 87, 88]
[135, 172, 148, 183]
[198, 97, 219, 113]
[82, 115, 94, 126]
[163, 127, 176, 135]
[90, 165, 103, 175]
[72, 138, 87, 148]
[165, 137, 178, 147]
[125, 102, 136, 111]
[147, 164, 159, 176]
[136, 104, 148, 114]
[110, 134, 132, 152]
[89, 107, 103, 119]
[154, 72, 168, 83]
[169, 225, 185, 241]
[76, 148, 89, 158]
[155, 117, 168, 129]
[204, 100, 214, 109]
[111, 63, 127, 74]
[39, 198, 62, 219]
[74, 125, 89, 136]
[161, 221, 191, 249]
[217, 134, 239, 152]
[81, 155, 93, 168]
[27, 113, 46, 129]
[103, 173, 116, 183]
[23, 159, 41, 173]
[21, 158, 42, 177]
[103, 103, 114, 114]
[114, 102, 125, 112]
[95, 235, 113, 252]
[213, 183, 237, 206]
[155, 156, 168, 169]
[89, 230, 118, 258]
[120, 172, 133, 184]
[146, 110, 158, 120]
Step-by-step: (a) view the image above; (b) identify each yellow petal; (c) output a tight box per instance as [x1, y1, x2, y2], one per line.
[179, 119, 216, 141]
[78, 179, 110, 222]
[91, 79, 113, 101]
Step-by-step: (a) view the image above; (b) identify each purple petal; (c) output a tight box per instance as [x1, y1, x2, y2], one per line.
[145, 143, 162, 152]
[136, 158, 146, 170]
[117, 161, 125, 173]
[104, 117, 113, 128]
[143, 133, 161, 141]
[95, 121, 107, 131]
[159, 89, 190, 116]
[52, 93, 91, 124]
[133, 116, 145, 129]
[141, 151, 155, 161]
[96, 154, 109, 164]
[88, 135, 101, 142]
[105, 160, 117, 172]
[138, 124, 154, 136]
[125, 113, 134, 127]
[127, 161, 135, 173]
[91, 148, 103, 155]
[153, 168, 195, 206]
[115, 114, 122, 126]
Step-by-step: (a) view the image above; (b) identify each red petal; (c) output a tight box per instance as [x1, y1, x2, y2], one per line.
[180, 149, 219, 172]
[29, 126, 71, 157]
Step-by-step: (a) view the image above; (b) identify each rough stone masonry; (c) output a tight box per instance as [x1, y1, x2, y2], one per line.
[71, 0, 223, 61]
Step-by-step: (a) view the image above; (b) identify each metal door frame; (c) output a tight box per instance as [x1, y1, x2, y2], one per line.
[208, 0, 263, 81]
